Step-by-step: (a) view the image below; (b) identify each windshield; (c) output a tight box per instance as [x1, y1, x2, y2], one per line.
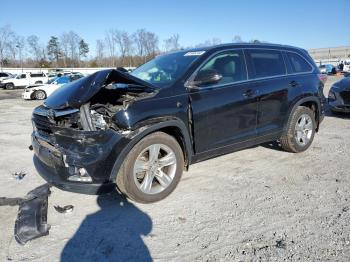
[55, 76, 70, 84]
[131, 51, 203, 87]
[48, 77, 59, 84]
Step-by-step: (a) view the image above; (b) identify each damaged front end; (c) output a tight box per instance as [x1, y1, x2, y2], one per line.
[31, 69, 157, 194]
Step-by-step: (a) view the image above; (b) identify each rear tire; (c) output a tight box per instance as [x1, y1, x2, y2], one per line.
[5, 83, 14, 90]
[34, 90, 46, 100]
[280, 106, 316, 153]
[116, 132, 184, 203]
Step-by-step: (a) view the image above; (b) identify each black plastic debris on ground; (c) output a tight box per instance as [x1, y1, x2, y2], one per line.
[12, 171, 27, 180]
[14, 184, 51, 245]
[275, 239, 287, 249]
[54, 205, 74, 214]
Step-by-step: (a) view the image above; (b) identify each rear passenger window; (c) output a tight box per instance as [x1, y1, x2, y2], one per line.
[197, 49, 247, 86]
[246, 49, 286, 79]
[31, 73, 44, 77]
[287, 52, 312, 73]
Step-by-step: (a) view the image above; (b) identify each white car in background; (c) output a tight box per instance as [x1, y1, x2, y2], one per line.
[22, 74, 84, 100]
[0, 72, 13, 82]
[0, 72, 48, 89]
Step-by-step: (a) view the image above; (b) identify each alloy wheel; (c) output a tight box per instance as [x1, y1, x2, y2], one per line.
[133, 143, 177, 195]
[294, 114, 313, 146]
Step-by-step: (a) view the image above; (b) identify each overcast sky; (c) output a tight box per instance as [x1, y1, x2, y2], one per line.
[1, 0, 349, 54]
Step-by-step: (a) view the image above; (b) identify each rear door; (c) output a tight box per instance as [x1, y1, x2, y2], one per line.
[245, 49, 290, 137]
[189, 49, 259, 153]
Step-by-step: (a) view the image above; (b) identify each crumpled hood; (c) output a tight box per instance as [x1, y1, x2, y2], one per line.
[44, 69, 155, 110]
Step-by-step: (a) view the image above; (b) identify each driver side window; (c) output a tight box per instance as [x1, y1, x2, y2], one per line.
[198, 50, 247, 86]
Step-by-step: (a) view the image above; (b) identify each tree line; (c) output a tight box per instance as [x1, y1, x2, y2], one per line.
[0, 24, 259, 69]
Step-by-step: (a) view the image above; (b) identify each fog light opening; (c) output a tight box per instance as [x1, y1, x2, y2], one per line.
[67, 167, 92, 183]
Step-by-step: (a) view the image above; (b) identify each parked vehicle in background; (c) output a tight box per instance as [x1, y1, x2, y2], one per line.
[48, 72, 64, 81]
[328, 76, 350, 113]
[0, 72, 48, 89]
[23, 74, 84, 100]
[319, 64, 333, 74]
[339, 60, 350, 72]
[0, 72, 13, 82]
[31, 43, 326, 203]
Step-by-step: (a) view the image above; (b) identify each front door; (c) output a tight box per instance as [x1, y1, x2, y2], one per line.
[189, 49, 259, 153]
[17, 74, 27, 87]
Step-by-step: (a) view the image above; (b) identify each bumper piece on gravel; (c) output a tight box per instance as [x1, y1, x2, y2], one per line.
[14, 184, 51, 245]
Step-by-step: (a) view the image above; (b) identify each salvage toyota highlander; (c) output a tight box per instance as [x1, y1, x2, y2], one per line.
[31, 43, 326, 203]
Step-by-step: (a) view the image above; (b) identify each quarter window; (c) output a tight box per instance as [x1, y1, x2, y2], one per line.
[197, 50, 247, 86]
[287, 52, 312, 73]
[246, 49, 286, 78]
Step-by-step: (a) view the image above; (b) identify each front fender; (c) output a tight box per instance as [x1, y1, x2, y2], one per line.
[109, 118, 193, 181]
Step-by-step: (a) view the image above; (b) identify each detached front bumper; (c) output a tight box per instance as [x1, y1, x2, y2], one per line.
[32, 128, 128, 194]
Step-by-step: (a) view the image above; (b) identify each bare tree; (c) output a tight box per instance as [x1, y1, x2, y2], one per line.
[67, 31, 80, 64]
[7, 36, 18, 61]
[133, 29, 147, 57]
[95, 39, 104, 66]
[60, 31, 80, 67]
[144, 31, 158, 58]
[60, 33, 69, 67]
[15, 36, 25, 68]
[105, 30, 116, 66]
[164, 34, 180, 52]
[0, 25, 15, 70]
[250, 39, 261, 43]
[233, 35, 243, 43]
[195, 38, 222, 48]
[27, 35, 42, 61]
[111, 30, 133, 65]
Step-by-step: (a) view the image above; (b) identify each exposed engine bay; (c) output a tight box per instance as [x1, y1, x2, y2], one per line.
[36, 69, 157, 133]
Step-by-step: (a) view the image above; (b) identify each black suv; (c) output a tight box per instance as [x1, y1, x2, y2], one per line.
[31, 43, 326, 203]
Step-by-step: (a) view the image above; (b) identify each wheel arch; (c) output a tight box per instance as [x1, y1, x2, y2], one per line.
[284, 96, 321, 132]
[109, 119, 193, 181]
[34, 89, 47, 99]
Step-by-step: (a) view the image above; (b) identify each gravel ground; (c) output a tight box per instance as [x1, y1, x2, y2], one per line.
[0, 76, 349, 261]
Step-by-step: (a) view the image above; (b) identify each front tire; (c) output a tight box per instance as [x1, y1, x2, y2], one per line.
[280, 106, 316, 153]
[116, 132, 184, 203]
[34, 90, 46, 100]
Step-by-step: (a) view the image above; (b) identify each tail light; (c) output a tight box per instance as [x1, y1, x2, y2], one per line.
[318, 74, 327, 84]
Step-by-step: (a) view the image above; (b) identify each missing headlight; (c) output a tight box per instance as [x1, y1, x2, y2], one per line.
[90, 110, 107, 130]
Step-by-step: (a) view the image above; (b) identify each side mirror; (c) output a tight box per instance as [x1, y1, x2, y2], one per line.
[190, 69, 222, 87]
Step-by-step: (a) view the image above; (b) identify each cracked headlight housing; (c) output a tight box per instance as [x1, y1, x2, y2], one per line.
[90, 110, 107, 130]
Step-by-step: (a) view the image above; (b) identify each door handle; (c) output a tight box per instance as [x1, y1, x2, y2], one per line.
[289, 81, 299, 87]
[243, 89, 258, 98]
